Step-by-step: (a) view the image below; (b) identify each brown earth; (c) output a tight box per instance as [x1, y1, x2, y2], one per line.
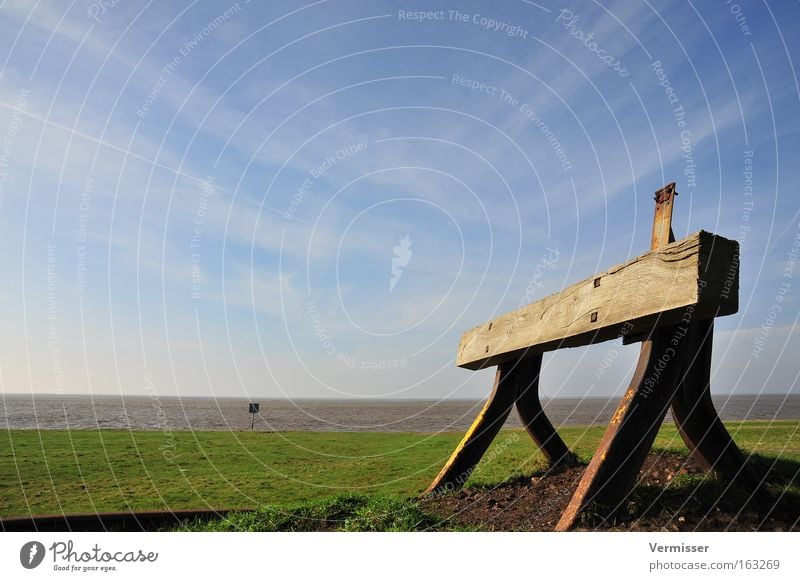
[420, 452, 799, 531]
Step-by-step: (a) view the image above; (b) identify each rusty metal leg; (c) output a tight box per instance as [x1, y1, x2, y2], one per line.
[556, 327, 685, 531]
[424, 363, 517, 496]
[671, 319, 769, 498]
[513, 355, 579, 467]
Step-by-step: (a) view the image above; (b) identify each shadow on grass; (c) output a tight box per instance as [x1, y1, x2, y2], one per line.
[181, 452, 799, 532]
[181, 494, 446, 532]
[580, 453, 800, 531]
[467, 457, 587, 492]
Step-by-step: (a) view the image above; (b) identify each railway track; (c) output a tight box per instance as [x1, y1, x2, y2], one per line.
[1, 509, 244, 532]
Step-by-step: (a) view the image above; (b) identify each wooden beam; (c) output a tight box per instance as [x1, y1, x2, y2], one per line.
[457, 231, 738, 370]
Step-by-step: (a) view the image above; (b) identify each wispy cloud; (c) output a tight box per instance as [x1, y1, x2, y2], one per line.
[1, 0, 797, 398]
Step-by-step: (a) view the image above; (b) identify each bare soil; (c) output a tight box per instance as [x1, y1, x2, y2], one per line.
[421, 452, 799, 531]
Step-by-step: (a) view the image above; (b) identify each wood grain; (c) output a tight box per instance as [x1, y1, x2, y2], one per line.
[457, 231, 738, 370]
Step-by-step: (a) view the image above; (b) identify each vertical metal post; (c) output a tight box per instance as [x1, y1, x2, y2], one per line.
[556, 182, 683, 530]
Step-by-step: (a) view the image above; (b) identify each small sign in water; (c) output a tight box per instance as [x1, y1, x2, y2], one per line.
[248, 403, 260, 430]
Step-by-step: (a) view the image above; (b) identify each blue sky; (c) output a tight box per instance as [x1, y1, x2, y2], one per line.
[0, 0, 798, 400]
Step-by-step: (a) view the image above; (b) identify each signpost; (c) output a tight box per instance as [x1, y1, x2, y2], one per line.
[248, 403, 260, 431]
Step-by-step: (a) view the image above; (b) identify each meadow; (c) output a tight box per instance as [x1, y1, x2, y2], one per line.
[2, 420, 798, 522]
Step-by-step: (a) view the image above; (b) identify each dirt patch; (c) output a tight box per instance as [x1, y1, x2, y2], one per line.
[421, 452, 799, 531]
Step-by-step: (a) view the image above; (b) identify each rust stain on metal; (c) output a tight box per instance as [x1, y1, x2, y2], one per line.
[428, 181, 758, 533]
[652, 182, 677, 250]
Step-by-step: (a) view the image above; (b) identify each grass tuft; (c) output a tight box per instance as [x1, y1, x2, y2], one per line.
[184, 494, 444, 532]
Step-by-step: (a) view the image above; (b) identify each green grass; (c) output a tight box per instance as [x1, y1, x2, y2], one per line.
[183, 494, 447, 532]
[1, 421, 799, 519]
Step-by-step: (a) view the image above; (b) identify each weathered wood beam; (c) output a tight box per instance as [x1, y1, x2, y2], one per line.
[457, 231, 738, 370]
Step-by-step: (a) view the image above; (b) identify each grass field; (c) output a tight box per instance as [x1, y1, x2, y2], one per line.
[2, 420, 799, 520]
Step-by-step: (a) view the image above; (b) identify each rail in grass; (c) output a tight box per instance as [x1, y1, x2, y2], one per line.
[426, 182, 767, 531]
[0, 509, 240, 532]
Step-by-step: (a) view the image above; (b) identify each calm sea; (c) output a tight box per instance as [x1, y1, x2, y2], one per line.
[2, 394, 799, 433]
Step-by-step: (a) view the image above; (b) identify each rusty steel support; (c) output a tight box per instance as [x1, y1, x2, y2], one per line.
[424, 355, 577, 496]
[424, 364, 518, 496]
[513, 355, 579, 467]
[555, 326, 687, 530]
[556, 184, 684, 530]
[670, 319, 769, 500]
[652, 182, 677, 248]
[652, 183, 766, 499]
[429, 182, 759, 529]
[556, 182, 763, 530]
